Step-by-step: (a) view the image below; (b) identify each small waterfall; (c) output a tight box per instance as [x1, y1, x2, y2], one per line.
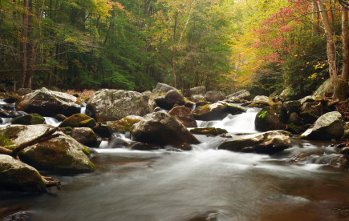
[81, 103, 87, 114]
[0, 118, 12, 126]
[44, 117, 61, 127]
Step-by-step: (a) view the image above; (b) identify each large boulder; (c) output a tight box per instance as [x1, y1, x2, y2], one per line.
[218, 130, 291, 154]
[106, 115, 144, 133]
[193, 102, 246, 121]
[131, 112, 199, 149]
[0, 125, 95, 174]
[17, 87, 80, 117]
[189, 86, 206, 96]
[226, 89, 251, 102]
[0, 155, 46, 192]
[255, 105, 287, 132]
[153, 83, 177, 93]
[249, 95, 272, 107]
[169, 106, 197, 127]
[12, 114, 45, 125]
[155, 90, 185, 110]
[86, 89, 150, 122]
[59, 113, 96, 128]
[313, 79, 333, 98]
[71, 127, 98, 146]
[301, 111, 344, 140]
[205, 91, 225, 103]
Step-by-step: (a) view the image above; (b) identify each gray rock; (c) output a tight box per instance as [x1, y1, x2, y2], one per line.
[249, 95, 271, 107]
[190, 86, 206, 96]
[255, 105, 287, 132]
[0, 155, 46, 192]
[301, 111, 344, 140]
[152, 83, 177, 93]
[87, 89, 150, 122]
[205, 91, 225, 103]
[313, 79, 333, 98]
[71, 127, 98, 146]
[218, 130, 291, 154]
[155, 90, 185, 110]
[193, 102, 246, 121]
[17, 87, 80, 117]
[226, 89, 251, 102]
[131, 111, 199, 149]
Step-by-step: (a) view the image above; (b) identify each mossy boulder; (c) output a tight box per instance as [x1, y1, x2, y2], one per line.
[0, 125, 95, 174]
[255, 105, 287, 132]
[131, 111, 200, 149]
[169, 106, 197, 127]
[218, 130, 291, 154]
[71, 127, 98, 147]
[59, 113, 96, 128]
[0, 155, 46, 192]
[106, 115, 144, 133]
[12, 114, 45, 125]
[190, 127, 227, 136]
[193, 102, 246, 121]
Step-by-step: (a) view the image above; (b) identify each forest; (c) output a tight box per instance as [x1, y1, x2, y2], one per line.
[0, 0, 347, 99]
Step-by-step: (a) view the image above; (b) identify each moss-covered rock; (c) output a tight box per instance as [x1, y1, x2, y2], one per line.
[71, 127, 98, 146]
[255, 105, 287, 132]
[12, 114, 45, 125]
[59, 113, 96, 128]
[0, 155, 46, 192]
[193, 102, 246, 121]
[190, 127, 227, 136]
[106, 115, 144, 133]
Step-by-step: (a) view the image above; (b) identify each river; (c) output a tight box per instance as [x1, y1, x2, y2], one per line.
[1, 108, 349, 221]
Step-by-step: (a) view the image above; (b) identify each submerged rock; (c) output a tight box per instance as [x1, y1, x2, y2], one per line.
[169, 106, 197, 127]
[87, 89, 150, 122]
[17, 87, 80, 117]
[255, 105, 287, 132]
[218, 130, 291, 154]
[59, 113, 96, 128]
[12, 113, 45, 125]
[190, 127, 227, 136]
[193, 102, 246, 121]
[0, 155, 46, 192]
[301, 111, 344, 140]
[131, 111, 199, 149]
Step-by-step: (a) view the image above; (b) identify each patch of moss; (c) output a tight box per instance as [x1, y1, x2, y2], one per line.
[257, 110, 268, 119]
[60, 113, 96, 128]
[190, 127, 227, 136]
[0, 133, 14, 149]
[12, 114, 45, 125]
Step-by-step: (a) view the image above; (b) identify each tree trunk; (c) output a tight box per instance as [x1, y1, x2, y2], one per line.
[342, 7, 349, 81]
[21, 0, 29, 88]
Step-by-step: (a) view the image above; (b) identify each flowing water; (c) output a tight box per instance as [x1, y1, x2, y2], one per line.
[1, 109, 349, 221]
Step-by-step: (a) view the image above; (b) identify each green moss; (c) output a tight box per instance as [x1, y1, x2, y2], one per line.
[60, 114, 96, 128]
[82, 145, 92, 156]
[257, 110, 268, 119]
[0, 133, 14, 149]
[12, 114, 45, 125]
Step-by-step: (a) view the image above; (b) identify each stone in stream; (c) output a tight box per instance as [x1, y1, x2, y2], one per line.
[131, 111, 200, 150]
[226, 89, 251, 102]
[152, 82, 177, 93]
[193, 102, 246, 121]
[255, 105, 287, 132]
[59, 113, 96, 128]
[0, 154, 46, 192]
[248, 95, 271, 107]
[86, 89, 150, 122]
[205, 91, 225, 103]
[189, 86, 206, 96]
[301, 111, 344, 140]
[154, 89, 185, 110]
[71, 127, 98, 147]
[169, 106, 197, 127]
[0, 125, 95, 174]
[106, 115, 144, 133]
[218, 130, 291, 154]
[12, 113, 45, 125]
[190, 127, 227, 136]
[17, 87, 81, 117]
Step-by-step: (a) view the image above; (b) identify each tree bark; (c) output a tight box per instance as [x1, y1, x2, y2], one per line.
[21, 0, 29, 88]
[342, 6, 349, 81]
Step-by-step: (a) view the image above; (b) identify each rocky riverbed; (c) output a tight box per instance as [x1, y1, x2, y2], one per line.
[1, 84, 349, 221]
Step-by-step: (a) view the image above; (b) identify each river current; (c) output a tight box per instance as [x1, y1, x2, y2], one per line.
[1, 108, 349, 221]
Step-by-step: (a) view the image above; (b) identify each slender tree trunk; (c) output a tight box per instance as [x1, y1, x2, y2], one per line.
[22, 0, 29, 88]
[172, 12, 178, 88]
[312, 0, 320, 35]
[342, 7, 349, 81]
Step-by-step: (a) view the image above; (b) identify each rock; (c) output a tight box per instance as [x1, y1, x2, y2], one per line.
[301, 111, 344, 140]
[155, 90, 185, 110]
[249, 95, 271, 107]
[17, 88, 32, 96]
[226, 89, 251, 102]
[190, 95, 206, 103]
[71, 127, 98, 146]
[0, 125, 95, 174]
[131, 111, 199, 149]
[288, 112, 301, 125]
[190, 127, 227, 136]
[283, 100, 301, 114]
[93, 123, 113, 138]
[0, 109, 27, 118]
[59, 113, 96, 128]
[290, 152, 348, 170]
[106, 115, 144, 133]
[299, 100, 328, 124]
[12, 114, 45, 125]
[279, 87, 294, 101]
[313, 79, 333, 98]
[169, 106, 197, 127]
[218, 130, 291, 154]
[86, 89, 150, 122]
[205, 91, 225, 103]
[0, 155, 46, 192]
[189, 86, 206, 96]
[255, 105, 287, 132]
[17, 87, 80, 117]
[152, 82, 177, 93]
[193, 102, 246, 121]
[54, 114, 67, 121]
